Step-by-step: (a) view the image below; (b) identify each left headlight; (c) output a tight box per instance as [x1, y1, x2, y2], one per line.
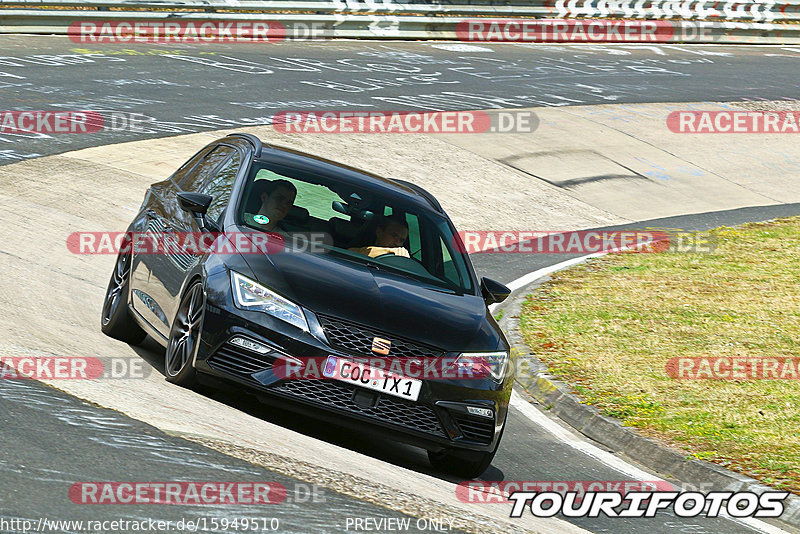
[230, 271, 309, 332]
[452, 351, 509, 383]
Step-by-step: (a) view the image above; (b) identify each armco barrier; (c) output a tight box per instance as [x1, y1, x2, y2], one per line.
[1, 0, 800, 42]
[3, 0, 799, 22]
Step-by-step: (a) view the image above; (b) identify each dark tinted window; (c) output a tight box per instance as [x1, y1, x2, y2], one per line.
[170, 146, 213, 185]
[239, 164, 474, 293]
[201, 151, 242, 223]
[180, 145, 236, 192]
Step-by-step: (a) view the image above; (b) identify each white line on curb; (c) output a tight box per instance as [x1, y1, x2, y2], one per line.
[489, 251, 606, 314]
[507, 252, 607, 293]
[511, 391, 787, 533]
[510, 390, 656, 481]
[503, 254, 790, 534]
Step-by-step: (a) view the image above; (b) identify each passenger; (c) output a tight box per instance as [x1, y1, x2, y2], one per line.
[349, 214, 410, 258]
[245, 179, 297, 232]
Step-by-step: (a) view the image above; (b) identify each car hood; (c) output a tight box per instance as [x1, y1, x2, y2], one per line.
[239, 239, 500, 352]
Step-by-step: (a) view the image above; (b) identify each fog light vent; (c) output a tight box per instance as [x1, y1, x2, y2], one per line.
[466, 406, 494, 419]
[230, 336, 269, 354]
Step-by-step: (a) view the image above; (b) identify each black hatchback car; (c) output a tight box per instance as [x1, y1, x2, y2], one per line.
[101, 133, 512, 478]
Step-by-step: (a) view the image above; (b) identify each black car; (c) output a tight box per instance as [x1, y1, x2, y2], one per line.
[101, 133, 513, 478]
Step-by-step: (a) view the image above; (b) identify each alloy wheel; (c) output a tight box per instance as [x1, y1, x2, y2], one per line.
[165, 284, 205, 378]
[102, 249, 130, 326]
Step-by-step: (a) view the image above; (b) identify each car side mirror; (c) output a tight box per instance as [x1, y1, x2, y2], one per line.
[177, 192, 214, 231]
[481, 277, 511, 305]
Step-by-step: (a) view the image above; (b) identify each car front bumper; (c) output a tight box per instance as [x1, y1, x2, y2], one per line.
[194, 273, 512, 453]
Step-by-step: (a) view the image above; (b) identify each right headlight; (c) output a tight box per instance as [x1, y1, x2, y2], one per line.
[452, 351, 509, 383]
[230, 271, 309, 332]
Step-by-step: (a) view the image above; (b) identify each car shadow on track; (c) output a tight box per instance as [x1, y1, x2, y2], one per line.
[130, 339, 506, 484]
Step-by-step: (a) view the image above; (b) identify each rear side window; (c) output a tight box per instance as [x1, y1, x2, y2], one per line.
[170, 146, 212, 185]
[201, 151, 242, 223]
[255, 169, 345, 220]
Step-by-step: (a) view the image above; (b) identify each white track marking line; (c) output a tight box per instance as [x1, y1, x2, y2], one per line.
[503, 257, 792, 534]
[489, 252, 606, 314]
[511, 391, 788, 534]
[506, 252, 606, 293]
[510, 390, 656, 481]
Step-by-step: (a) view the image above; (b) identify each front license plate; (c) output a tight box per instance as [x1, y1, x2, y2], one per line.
[322, 356, 421, 402]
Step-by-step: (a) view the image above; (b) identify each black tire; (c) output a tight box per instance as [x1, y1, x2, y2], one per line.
[429, 416, 507, 478]
[428, 447, 498, 479]
[164, 282, 204, 388]
[101, 243, 147, 345]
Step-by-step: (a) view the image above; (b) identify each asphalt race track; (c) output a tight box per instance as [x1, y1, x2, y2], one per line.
[2, 36, 800, 534]
[2, 37, 800, 162]
[0, 378, 437, 533]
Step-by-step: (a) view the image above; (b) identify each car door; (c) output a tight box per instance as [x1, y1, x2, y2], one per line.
[147, 144, 244, 335]
[130, 145, 215, 336]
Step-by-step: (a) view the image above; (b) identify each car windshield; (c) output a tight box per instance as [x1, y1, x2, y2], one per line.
[238, 162, 474, 293]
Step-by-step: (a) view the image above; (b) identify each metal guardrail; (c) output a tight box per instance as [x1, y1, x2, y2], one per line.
[3, 0, 800, 20]
[1, 0, 800, 42]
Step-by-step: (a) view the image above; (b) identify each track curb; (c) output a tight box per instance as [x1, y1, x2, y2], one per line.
[499, 271, 800, 532]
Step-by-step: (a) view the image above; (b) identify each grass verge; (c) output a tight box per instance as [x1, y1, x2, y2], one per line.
[519, 216, 800, 492]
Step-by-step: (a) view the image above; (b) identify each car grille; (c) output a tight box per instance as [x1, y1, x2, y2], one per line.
[207, 342, 274, 380]
[318, 315, 444, 360]
[453, 416, 494, 444]
[271, 379, 445, 437]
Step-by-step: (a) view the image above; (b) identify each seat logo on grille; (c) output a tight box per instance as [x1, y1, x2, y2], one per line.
[371, 337, 391, 355]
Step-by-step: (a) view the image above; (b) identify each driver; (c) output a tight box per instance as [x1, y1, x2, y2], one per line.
[245, 179, 297, 232]
[349, 214, 410, 258]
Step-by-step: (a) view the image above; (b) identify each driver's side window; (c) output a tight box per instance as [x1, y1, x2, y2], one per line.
[385, 207, 420, 253]
[406, 213, 421, 256]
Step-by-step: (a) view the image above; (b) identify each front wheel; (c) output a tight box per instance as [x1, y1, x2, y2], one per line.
[429, 418, 506, 479]
[101, 244, 146, 345]
[164, 282, 204, 388]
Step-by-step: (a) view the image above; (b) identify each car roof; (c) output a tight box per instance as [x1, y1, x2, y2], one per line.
[221, 133, 444, 214]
